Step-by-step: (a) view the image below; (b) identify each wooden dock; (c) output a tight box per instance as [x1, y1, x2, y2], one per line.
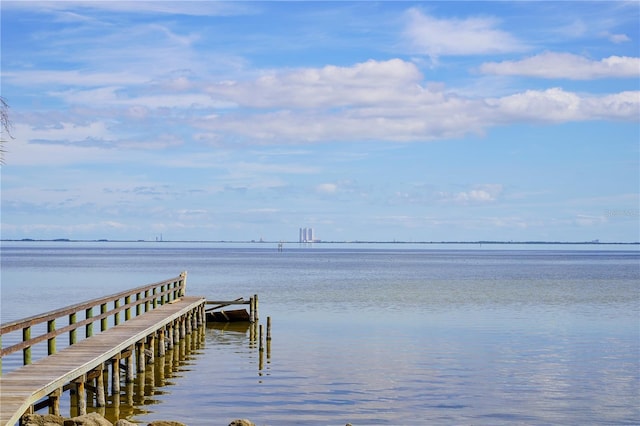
[0, 273, 210, 426]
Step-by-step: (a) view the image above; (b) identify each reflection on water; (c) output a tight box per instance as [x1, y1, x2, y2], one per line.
[2, 244, 638, 425]
[60, 328, 207, 424]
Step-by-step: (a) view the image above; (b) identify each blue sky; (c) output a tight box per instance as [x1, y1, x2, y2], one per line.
[1, 1, 638, 242]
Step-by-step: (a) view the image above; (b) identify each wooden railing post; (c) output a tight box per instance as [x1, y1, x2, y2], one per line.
[114, 299, 120, 325]
[69, 313, 77, 345]
[47, 320, 56, 355]
[85, 308, 93, 338]
[136, 293, 142, 317]
[23, 326, 32, 365]
[179, 271, 187, 297]
[1, 272, 187, 371]
[125, 296, 131, 321]
[101, 303, 108, 332]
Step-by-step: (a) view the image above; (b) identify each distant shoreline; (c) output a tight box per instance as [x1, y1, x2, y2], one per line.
[2, 239, 638, 245]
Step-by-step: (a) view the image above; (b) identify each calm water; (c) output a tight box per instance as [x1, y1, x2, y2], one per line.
[1, 242, 639, 425]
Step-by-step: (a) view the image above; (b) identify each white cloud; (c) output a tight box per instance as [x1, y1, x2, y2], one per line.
[488, 88, 640, 123]
[480, 52, 640, 80]
[198, 57, 639, 143]
[2, 70, 149, 87]
[8, 57, 639, 156]
[2, 1, 254, 17]
[439, 184, 504, 204]
[316, 183, 338, 194]
[601, 32, 631, 44]
[403, 8, 527, 59]
[206, 59, 423, 109]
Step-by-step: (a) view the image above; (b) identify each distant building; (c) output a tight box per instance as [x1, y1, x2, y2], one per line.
[299, 227, 315, 243]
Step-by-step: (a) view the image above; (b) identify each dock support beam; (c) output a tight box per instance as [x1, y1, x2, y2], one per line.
[126, 346, 135, 382]
[158, 328, 166, 357]
[75, 376, 87, 416]
[111, 356, 121, 395]
[48, 388, 61, 415]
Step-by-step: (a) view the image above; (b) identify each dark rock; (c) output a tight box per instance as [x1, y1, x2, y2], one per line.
[229, 420, 255, 426]
[147, 422, 187, 426]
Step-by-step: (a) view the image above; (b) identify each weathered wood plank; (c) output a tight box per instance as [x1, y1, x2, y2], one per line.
[0, 296, 205, 426]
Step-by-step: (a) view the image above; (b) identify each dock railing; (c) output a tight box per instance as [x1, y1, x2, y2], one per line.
[0, 272, 187, 375]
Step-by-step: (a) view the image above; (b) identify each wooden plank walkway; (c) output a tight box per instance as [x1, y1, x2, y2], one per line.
[0, 296, 205, 426]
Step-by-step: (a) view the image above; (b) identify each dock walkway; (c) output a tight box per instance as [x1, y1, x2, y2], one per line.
[0, 274, 208, 426]
[0, 296, 204, 426]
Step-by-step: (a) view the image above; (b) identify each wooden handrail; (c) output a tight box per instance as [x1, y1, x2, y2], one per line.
[0, 272, 187, 369]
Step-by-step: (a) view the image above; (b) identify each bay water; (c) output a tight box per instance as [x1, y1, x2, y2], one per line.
[1, 242, 638, 425]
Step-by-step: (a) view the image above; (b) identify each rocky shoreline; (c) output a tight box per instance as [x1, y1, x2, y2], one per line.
[22, 413, 257, 426]
[23, 412, 355, 426]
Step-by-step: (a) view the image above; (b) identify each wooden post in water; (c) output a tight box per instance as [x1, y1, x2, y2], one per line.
[254, 294, 259, 322]
[180, 316, 186, 340]
[259, 324, 264, 352]
[112, 393, 120, 420]
[147, 334, 155, 364]
[126, 346, 135, 383]
[266, 316, 272, 341]
[158, 328, 166, 357]
[193, 311, 198, 332]
[167, 324, 174, 350]
[249, 297, 255, 323]
[111, 356, 121, 395]
[136, 340, 145, 373]
[75, 376, 87, 416]
[49, 388, 61, 415]
[186, 312, 192, 335]
[95, 365, 105, 407]
[173, 320, 180, 347]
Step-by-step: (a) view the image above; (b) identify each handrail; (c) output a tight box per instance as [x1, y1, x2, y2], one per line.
[0, 272, 187, 373]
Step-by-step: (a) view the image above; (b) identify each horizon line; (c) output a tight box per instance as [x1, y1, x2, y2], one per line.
[2, 239, 639, 245]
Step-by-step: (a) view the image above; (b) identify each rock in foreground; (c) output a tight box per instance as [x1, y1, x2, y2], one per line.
[21, 414, 189, 426]
[228, 420, 255, 426]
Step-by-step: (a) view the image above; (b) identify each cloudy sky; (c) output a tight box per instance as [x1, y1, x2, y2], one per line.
[1, 1, 638, 242]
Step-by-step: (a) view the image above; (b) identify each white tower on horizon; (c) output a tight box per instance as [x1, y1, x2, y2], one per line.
[299, 227, 315, 243]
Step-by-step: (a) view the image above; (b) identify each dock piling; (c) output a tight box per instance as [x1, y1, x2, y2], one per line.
[259, 324, 264, 352]
[266, 316, 272, 341]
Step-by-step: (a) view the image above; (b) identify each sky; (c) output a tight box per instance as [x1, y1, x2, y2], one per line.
[1, 1, 639, 243]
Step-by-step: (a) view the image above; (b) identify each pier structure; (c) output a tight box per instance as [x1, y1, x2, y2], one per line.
[0, 273, 212, 426]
